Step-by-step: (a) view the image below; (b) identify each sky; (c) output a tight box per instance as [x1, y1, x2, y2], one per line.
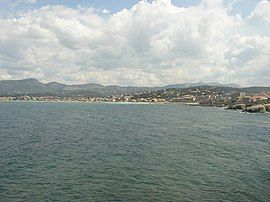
[0, 0, 269, 86]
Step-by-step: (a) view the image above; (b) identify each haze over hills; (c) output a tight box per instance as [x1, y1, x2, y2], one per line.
[0, 78, 268, 97]
[163, 82, 241, 89]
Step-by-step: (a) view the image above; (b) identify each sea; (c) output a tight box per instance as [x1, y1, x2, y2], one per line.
[0, 102, 269, 201]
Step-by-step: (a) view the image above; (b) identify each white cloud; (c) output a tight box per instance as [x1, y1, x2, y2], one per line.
[25, 0, 36, 3]
[0, 0, 269, 86]
[102, 9, 110, 14]
[11, 0, 37, 5]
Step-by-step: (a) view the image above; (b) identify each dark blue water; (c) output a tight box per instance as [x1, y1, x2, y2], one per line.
[0, 102, 269, 201]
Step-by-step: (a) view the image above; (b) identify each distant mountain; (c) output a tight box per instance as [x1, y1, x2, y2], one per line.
[0, 78, 54, 95]
[0, 78, 151, 96]
[64, 83, 104, 91]
[163, 81, 240, 89]
[241, 86, 270, 93]
[45, 82, 67, 89]
[0, 78, 264, 97]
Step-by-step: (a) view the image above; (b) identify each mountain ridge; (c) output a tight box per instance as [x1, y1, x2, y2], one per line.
[0, 78, 268, 96]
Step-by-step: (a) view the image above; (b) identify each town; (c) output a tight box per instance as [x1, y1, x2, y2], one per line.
[1, 86, 269, 112]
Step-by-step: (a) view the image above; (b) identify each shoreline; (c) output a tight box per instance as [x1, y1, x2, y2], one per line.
[1, 100, 269, 114]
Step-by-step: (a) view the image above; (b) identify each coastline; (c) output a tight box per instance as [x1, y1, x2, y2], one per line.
[1, 100, 269, 114]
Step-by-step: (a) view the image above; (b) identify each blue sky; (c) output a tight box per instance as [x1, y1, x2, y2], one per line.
[1, 0, 201, 11]
[0, 0, 261, 16]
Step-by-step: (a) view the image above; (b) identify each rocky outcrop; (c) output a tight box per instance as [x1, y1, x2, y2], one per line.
[264, 104, 270, 112]
[227, 104, 246, 110]
[227, 103, 270, 113]
[244, 105, 266, 113]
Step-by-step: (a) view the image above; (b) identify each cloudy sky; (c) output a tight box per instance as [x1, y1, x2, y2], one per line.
[0, 0, 269, 86]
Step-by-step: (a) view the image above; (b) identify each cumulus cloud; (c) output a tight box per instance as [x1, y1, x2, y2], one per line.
[102, 9, 110, 14]
[0, 0, 269, 86]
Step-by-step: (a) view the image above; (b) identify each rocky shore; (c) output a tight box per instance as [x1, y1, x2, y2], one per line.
[228, 103, 270, 113]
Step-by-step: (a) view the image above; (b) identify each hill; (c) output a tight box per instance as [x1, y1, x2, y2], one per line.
[0, 78, 267, 97]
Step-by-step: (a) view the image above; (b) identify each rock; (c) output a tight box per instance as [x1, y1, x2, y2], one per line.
[264, 104, 270, 112]
[228, 104, 246, 110]
[244, 105, 266, 113]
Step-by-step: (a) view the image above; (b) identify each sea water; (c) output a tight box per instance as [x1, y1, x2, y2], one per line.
[0, 102, 269, 201]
